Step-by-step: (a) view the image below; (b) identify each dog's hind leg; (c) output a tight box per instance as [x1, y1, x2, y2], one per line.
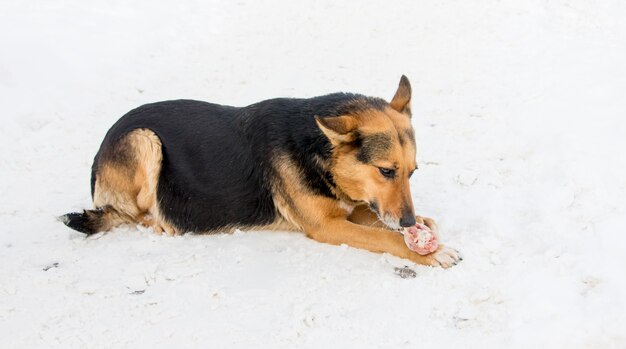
[61, 128, 176, 235]
[130, 129, 179, 236]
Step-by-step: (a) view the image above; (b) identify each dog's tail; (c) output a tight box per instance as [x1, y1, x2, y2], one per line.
[58, 206, 129, 235]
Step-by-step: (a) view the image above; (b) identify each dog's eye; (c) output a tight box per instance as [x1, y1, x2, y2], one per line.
[409, 165, 418, 178]
[378, 167, 396, 179]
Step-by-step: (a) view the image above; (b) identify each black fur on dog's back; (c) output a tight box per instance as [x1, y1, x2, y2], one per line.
[88, 93, 387, 233]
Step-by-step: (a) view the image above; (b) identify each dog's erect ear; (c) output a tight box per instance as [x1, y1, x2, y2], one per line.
[390, 75, 412, 116]
[315, 115, 358, 144]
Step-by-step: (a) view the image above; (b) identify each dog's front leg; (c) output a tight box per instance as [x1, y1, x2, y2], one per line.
[305, 218, 460, 268]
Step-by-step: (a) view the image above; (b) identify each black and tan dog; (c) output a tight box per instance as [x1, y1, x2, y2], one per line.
[61, 76, 461, 268]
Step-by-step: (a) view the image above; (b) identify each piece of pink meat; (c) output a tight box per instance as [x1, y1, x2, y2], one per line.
[403, 222, 439, 255]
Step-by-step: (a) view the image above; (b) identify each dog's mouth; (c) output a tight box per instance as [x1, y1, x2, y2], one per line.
[368, 202, 403, 232]
[380, 215, 402, 231]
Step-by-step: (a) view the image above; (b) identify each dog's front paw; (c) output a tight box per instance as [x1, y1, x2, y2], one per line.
[408, 245, 462, 268]
[428, 245, 462, 268]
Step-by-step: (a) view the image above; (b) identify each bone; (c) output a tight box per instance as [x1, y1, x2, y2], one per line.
[402, 223, 439, 255]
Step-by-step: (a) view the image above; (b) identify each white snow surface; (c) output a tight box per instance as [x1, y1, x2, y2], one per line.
[1, 1, 626, 348]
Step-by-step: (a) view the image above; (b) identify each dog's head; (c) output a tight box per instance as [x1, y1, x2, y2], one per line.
[316, 76, 418, 230]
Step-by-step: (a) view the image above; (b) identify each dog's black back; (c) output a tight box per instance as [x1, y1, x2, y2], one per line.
[92, 94, 386, 232]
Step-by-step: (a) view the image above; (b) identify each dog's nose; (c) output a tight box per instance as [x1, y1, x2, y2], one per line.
[399, 211, 416, 227]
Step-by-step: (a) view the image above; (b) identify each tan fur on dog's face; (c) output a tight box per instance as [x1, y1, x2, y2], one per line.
[316, 76, 417, 230]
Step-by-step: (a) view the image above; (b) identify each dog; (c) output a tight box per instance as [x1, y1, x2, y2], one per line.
[61, 76, 461, 268]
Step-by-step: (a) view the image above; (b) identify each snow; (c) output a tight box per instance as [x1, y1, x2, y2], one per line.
[1, 0, 626, 348]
